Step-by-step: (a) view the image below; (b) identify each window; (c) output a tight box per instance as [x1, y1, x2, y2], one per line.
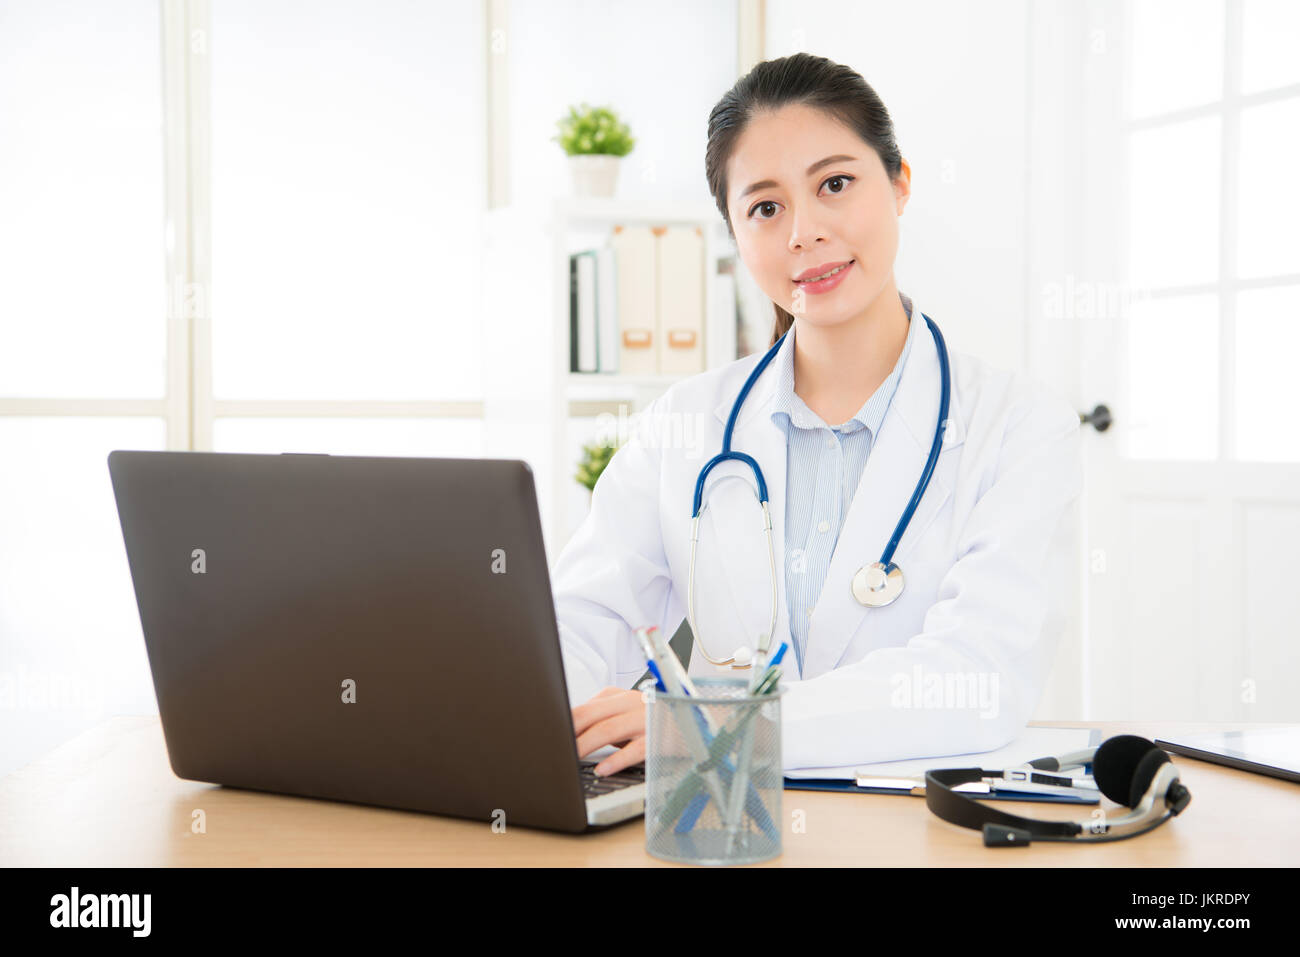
[0, 0, 488, 778]
[1123, 0, 1300, 461]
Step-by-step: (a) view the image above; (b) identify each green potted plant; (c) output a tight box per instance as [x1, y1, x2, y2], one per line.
[552, 102, 635, 198]
[575, 437, 623, 495]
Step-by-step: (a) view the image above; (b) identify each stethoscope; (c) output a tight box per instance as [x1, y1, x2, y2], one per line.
[687, 313, 951, 669]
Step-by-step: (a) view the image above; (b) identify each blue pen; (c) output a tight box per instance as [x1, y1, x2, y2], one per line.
[653, 677, 775, 839]
[644, 659, 668, 693]
[726, 663, 783, 845]
[675, 754, 776, 838]
[675, 791, 710, 832]
[638, 626, 779, 840]
[767, 641, 789, 668]
[634, 627, 668, 692]
[637, 626, 715, 834]
[677, 683, 779, 841]
[638, 628, 733, 822]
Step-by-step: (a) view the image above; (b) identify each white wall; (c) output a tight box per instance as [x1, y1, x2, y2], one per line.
[484, 0, 740, 557]
[766, 0, 1035, 375]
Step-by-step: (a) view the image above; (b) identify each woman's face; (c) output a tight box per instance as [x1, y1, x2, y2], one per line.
[725, 102, 910, 329]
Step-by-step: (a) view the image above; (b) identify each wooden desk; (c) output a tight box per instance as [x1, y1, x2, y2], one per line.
[1, 716, 1294, 866]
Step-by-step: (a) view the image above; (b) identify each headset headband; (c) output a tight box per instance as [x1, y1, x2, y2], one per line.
[923, 735, 1192, 847]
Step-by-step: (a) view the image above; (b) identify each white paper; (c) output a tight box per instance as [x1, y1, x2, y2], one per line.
[784, 726, 1098, 780]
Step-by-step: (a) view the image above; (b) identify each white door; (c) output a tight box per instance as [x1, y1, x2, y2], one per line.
[1036, 0, 1300, 723]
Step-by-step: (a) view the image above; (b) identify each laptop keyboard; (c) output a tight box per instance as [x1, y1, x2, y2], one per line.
[578, 760, 645, 796]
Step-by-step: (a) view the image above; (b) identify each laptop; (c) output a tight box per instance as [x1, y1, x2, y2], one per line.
[106, 449, 645, 833]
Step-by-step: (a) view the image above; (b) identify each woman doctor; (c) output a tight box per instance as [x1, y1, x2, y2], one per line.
[561, 52, 1083, 777]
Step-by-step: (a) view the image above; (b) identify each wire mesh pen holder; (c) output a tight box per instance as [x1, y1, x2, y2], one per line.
[643, 677, 784, 865]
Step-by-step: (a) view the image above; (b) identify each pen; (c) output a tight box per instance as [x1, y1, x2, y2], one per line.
[646, 624, 766, 836]
[649, 626, 701, 700]
[723, 665, 782, 844]
[641, 621, 783, 840]
[674, 665, 783, 843]
[746, 633, 785, 694]
[645, 625, 753, 829]
[842, 775, 1097, 801]
[636, 628, 732, 825]
[633, 627, 668, 692]
[675, 791, 711, 833]
[653, 669, 781, 841]
[724, 678, 768, 852]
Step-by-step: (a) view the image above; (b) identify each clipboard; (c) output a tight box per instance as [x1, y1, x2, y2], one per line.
[783, 726, 1104, 804]
[783, 775, 1100, 804]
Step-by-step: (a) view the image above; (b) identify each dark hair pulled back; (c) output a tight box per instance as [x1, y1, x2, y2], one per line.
[705, 53, 903, 346]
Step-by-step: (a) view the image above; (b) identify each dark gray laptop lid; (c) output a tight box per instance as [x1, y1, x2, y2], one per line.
[107, 450, 590, 832]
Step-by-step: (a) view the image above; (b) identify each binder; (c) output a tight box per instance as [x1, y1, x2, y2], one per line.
[569, 251, 598, 373]
[655, 224, 705, 375]
[595, 244, 619, 373]
[783, 727, 1105, 803]
[611, 224, 657, 376]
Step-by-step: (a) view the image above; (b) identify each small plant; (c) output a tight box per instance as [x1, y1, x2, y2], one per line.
[552, 103, 635, 157]
[575, 438, 623, 492]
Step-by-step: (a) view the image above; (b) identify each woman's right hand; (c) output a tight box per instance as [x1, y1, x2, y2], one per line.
[571, 686, 648, 777]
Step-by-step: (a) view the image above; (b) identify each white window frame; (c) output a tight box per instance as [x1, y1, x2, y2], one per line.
[1121, 0, 1300, 463]
[1, 0, 498, 447]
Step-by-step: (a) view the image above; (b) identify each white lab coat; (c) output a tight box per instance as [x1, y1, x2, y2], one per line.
[553, 299, 1083, 770]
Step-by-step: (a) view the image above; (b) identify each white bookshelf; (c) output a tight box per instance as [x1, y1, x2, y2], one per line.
[547, 194, 737, 552]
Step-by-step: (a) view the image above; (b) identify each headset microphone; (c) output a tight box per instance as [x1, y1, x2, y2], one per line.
[924, 734, 1192, 847]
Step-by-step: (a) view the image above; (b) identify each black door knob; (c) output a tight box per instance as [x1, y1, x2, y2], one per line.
[1079, 404, 1111, 433]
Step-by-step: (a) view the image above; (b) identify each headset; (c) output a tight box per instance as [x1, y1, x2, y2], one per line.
[924, 734, 1192, 847]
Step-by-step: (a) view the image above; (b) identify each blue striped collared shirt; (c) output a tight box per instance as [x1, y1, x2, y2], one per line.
[769, 293, 919, 675]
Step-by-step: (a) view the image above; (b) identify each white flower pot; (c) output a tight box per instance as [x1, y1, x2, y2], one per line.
[568, 154, 622, 198]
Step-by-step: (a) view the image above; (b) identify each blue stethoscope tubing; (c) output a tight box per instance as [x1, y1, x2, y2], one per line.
[686, 313, 952, 669]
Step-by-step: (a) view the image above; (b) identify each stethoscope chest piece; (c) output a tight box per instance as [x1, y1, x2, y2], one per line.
[852, 561, 904, 607]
